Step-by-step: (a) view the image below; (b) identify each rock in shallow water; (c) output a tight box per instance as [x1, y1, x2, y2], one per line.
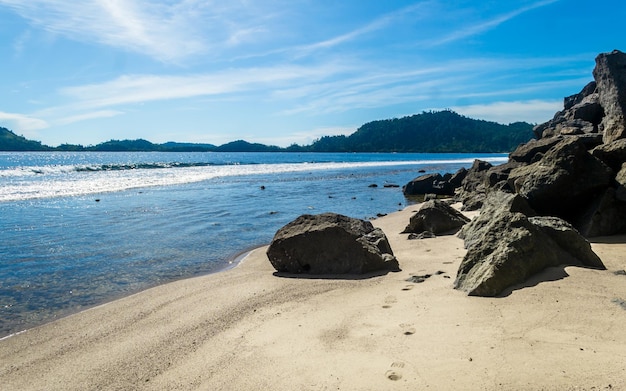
[266, 213, 399, 275]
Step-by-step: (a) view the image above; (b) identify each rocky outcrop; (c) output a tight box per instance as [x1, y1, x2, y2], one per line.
[594, 50, 626, 143]
[454, 192, 605, 297]
[401, 199, 470, 235]
[266, 213, 399, 275]
[507, 137, 613, 218]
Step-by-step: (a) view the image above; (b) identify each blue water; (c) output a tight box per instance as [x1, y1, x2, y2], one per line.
[0, 152, 507, 337]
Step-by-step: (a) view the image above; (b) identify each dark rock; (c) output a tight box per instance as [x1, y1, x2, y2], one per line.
[509, 137, 563, 164]
[615, 163, 626, 202]
[483, 160, 523, 190]
[458, 160, 493, 210]
[384, 183, 400, 188]
[266, 213, 399, 274]
[454, 209, 604, 297]
[448, 167, 468, 189]
[368, 184, 378, 188]
[564, 81, 597, 110]
[402, 199, 470, 235]
[508, 137, 613, 218]
[403, 173, 453, 196]
[593, 50, 626, 143]
[592, 138, 626, 171]
[575, 188, 626, 237]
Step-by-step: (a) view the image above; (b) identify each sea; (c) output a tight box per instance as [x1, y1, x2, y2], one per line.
[0, 151, 508, 338]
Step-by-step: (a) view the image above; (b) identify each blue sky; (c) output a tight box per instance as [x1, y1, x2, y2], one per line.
[0, 0, 623, 147]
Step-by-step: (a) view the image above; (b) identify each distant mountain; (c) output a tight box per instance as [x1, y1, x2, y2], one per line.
[0, 127, 50, 151]
[0, 110, 534, 153]
[307, 110, 534, 153]
[213, 140, 282, 152]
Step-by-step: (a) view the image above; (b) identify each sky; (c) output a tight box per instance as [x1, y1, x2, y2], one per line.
[0, 0, 623, 147]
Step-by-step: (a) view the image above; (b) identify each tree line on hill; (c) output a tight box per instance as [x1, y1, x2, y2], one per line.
[1, 110, 534, 153]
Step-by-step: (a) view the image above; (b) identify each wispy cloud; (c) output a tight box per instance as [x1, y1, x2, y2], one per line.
[55, 110, 124, 126]
[58, 63, 353, 109]
[428, 0, 560, 46]
[0, 111, 49, 133]
[450, 99, 562, 124]
[0, 0, 208, 62]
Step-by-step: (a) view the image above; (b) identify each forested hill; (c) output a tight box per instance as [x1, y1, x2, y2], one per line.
[0, 126, 50, 151]
[0, 110, 534, 152]
[307, 110, 534, 152]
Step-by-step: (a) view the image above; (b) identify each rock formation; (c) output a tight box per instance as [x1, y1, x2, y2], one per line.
[267, 213, 399, 275]
[402, 50, 626, 296]
[402, 199, 470, 235]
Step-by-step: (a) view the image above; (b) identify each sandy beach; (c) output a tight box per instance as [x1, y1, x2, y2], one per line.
[1, 204, 626, 390]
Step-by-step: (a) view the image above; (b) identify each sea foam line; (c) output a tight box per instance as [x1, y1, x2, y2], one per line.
[0, 157, 508, 202]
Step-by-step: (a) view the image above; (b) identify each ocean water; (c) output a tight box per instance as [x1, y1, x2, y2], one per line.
[0, 151, 507, 337]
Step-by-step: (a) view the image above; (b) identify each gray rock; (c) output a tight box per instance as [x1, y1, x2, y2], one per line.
[458, 191, 535, 249]
[509, 137, 563, 164]
[403, 173, 454, 196]
[402, 200, 470, 235]
[593, 50, 626, 143]
[458, 160, 493, 210]
[266, 213, 399, 274]
[615, 163, 626, 202]
[508, 137, 613, 217]
[454, 209, 604, 297]
[592, 138, 626, 171]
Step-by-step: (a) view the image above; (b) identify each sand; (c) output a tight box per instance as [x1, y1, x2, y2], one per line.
[1, 204, 626, 390]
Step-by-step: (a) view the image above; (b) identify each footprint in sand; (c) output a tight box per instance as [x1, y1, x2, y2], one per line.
[385, 361, 405, 381]
[401, 285, 414, 291]
[399, 323, 416, 335]
[383, 295, 397, 308]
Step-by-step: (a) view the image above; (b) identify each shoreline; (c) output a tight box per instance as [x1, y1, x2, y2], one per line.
[2, 204, 626, 390]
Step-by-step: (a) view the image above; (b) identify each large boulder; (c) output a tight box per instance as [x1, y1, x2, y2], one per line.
[593, 50, 626, 144]
[592, 138, 626, 171]
[403, 173, 454, 196]
[266, 213, 399, 274]
[507, 137, 613, 218]
[454, 196, 605, 297]
[458, 191, 535, 249]
[401, 199, 470, 235]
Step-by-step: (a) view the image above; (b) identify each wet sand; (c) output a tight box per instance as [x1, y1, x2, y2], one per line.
[1, 204, 626, 390]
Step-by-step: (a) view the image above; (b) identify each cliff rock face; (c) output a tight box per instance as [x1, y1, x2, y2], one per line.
[594, 50, 626, 143]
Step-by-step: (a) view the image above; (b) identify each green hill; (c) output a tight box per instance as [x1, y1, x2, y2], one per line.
[308, 110, 533, 152]
[0, 127, 50, 151]
[0, 110, 534, 152]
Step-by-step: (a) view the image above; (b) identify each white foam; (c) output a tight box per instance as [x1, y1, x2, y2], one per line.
[0, 157, 508, 202]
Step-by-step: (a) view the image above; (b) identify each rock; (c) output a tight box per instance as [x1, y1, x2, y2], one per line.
[407, 231, 436, 240]
[592, 138, 626, 171]
[593, 50, 626, 143]
[402, 199, 470, 235]
[403, 173, 454, 196]
[448, 167, 468, 189]
[458, 160, 493, 210]
[454, 209, 604, 297]
[575, 188, 626, 237]
[266, 213, 399, 274]
[458, 191, 535, 249]
[508, 137, 613, 218]
[615, 163, 626, 202]
[509, 137, 563, 164]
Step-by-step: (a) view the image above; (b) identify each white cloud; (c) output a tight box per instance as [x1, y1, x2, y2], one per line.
[0, 111, 49, 132]
[0, 0, 207, 62]
[449, 100, 562, 124]
[55, 110, 124, 126]
[428, 0, 560, 46]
